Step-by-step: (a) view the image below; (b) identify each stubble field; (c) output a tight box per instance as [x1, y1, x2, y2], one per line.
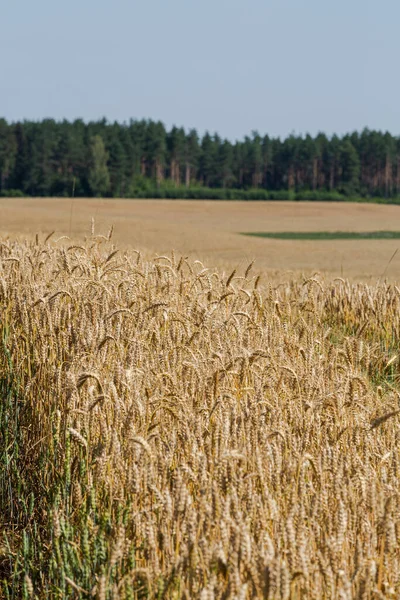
[2, 198, 400, 279]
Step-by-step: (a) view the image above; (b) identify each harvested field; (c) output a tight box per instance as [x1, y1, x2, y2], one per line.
[2, 198, 400, 279]
[1, 233, 400, 598]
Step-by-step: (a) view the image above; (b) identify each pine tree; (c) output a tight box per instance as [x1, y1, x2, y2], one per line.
[88, 135, 110, 197]
[218, 140, 234, 188]
[167, 126, 186, 186]
[340, 139, 360, 194]
[199, 133, 216, 187]
[12, 122, 30, 193]
[106, 124, 127, 197]
[185, 129, 199, 187]
[249, 132, 263, 188]
[146, 121, 166, 186]
[0, 119, 17, 192]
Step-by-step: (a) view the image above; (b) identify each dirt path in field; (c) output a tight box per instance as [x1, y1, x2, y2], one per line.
[2, 198, 400, 280]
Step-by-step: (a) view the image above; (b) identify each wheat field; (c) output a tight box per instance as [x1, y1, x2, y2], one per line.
[1, 225, 400, 599]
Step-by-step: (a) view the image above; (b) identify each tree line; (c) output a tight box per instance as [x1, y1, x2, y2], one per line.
[0, 118, 400, 200]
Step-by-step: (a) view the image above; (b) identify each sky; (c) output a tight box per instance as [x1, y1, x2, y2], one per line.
[2, 0, 399, 141]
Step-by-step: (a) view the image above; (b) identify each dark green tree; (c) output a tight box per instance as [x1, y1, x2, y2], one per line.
[167, 126, 186, 186]
[184, 129, 200, 187]
[106, 124, 127, 197]
[199, 132, 216, 187]
[0, 120, 17, 192]
[248, 132, 263, 188]
[88, 135, 110, 197]
[339, 139, 360, 194]
[217, 140, 234, 188]
[145, 121, 167, 186]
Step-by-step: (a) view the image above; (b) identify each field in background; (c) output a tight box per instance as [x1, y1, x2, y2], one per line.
[2, 198, 400, 279]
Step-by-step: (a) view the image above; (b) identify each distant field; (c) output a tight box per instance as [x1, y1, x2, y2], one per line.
[2, 197, 400, 279]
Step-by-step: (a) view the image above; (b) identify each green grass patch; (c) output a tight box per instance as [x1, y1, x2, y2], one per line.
[242, 231, 400, 240]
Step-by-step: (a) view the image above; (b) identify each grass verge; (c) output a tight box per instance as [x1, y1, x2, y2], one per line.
[242, 230, 400, 240]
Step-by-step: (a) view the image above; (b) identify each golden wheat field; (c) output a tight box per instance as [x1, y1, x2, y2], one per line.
[1, 222, 400, 599]
[2, 198, 400, 279]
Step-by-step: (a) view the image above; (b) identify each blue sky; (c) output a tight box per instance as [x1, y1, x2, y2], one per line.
[2, 0, 399, 140]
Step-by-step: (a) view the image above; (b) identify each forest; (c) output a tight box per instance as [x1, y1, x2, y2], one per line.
[0, 118, 399, 200]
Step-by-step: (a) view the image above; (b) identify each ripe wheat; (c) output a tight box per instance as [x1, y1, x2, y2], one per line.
[1, 231, 400, 599]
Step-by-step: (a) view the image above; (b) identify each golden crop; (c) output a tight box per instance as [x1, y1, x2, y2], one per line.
[1, 231, 400, 599]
